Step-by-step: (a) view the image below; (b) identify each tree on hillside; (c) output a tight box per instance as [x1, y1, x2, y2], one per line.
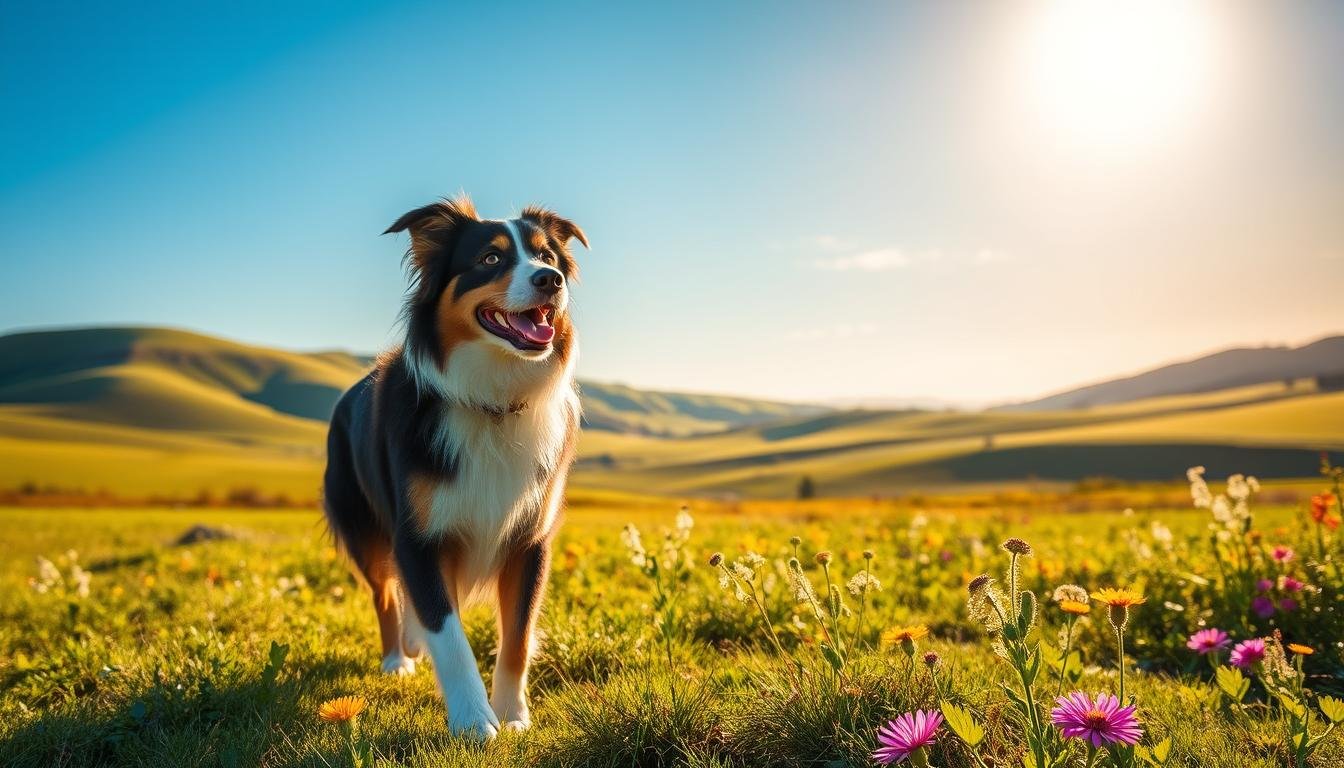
[797, 475, 816, 499]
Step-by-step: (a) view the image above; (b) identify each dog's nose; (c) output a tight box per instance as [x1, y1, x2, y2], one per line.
[530, 267, 564, 295]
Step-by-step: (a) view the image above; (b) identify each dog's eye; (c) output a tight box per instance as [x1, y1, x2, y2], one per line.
[481, 252, 500, 266]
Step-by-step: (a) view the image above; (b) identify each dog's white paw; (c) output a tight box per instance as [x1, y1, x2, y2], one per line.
[380, 653, 417, 676]
[500, 719, 529, 733]
[448, 705, 500, 741]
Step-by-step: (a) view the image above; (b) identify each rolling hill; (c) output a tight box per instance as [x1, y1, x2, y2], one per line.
[1, 326, 1340, 499]
[1002, 335, 1344, 411]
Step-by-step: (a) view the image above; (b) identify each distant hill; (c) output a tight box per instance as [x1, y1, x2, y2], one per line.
[0, 326, 819, 439]
[1, 326, 1339, 499]
[1001, 336, 1344, 411]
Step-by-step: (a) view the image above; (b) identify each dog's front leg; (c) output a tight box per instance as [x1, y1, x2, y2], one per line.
[394, 527, 498, 739]
[493, 538, 551, 729]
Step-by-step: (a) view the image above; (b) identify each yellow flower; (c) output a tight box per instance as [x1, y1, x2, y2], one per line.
[318, 695, 367, 723]
[882, 625, 929, 646]
[1058, 600, 1091, 616]
[1287, 643, 1314, 656]
[1089, 588, 1147, 607]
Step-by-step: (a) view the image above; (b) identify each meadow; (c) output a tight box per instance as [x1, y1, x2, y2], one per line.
[1, 473, 1342, 767]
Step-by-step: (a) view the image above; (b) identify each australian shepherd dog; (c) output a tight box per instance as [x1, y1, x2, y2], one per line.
[323, 195, 587, 738]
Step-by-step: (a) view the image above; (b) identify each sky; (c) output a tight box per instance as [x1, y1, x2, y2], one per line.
[2, 1, 1342, 405]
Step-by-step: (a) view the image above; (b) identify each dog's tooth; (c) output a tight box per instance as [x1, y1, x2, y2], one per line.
[494, 311, 506, 325]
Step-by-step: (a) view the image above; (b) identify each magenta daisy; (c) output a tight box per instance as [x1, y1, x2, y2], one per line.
[1186, 628, 1231, 655]
[1050, 692, 1143, 748]
[872, 710, 942, 765]
[1272, 545, 1295, 563]
[1229, 638, 1266, 669]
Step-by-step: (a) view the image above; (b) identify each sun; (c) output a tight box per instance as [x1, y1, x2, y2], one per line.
[1017, 0, 1220, 157]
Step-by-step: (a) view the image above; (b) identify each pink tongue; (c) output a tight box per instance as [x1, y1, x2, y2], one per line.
[506, 312, 555, 344]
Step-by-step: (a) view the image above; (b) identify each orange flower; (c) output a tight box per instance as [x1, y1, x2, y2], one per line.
[882, 625, 929, 646]
[1311, 494, 1340, 530]
[318, 695, 367, 723]
[1090, 588, 1147, 608]
[1287, 643, 1314, 656]
[1058, 600, 1091, 616]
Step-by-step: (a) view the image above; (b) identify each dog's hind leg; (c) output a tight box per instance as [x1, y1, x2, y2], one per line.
[359, 537, 418, 675]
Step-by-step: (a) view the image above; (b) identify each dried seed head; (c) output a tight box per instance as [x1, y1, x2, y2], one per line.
[922, 651, 940, 668]
[968, 574, 992, 596]
[708, 552, 724, 567]
[815, 551, 833, 566]
[789, 536, 802, 546]
[1001, 538, 1033, 556]
[862, 549, 874, 561]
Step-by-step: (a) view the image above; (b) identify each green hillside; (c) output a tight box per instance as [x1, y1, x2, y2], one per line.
[1, 326, 1339, 499]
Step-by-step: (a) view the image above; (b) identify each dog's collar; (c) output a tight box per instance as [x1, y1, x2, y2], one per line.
[448, 398, 528, 421]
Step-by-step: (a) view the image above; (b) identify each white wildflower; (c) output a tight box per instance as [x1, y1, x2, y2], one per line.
[1188, 466, 1212, 508]
[846, 571, 882, 596]
[620, 524, 647, 567]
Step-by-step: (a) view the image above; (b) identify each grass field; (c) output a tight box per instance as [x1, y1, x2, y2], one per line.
[3, 477, 1342, 767]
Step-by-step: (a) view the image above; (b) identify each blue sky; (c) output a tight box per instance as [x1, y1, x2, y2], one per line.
[2, 1, 1342, 403]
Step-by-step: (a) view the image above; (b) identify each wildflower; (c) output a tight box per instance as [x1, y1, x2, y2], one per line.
[847, 571, 882, 597]
[1052, 584, 1089, 616]
[789, 535, 802, 546]
[318, 695, 367, 723]
[1186, 628, 1231, 655]
[872, 710, 942, 765]
[883, 625, 929, 645]
[1278, 598, 1298, 613]
[1250, 596, 1275, 618]
[815, 551, 833, 566]
[1229, 638, 1266, 669]
[1058, 601, 1090, 616]
[1090, 587, 1146, 631]
[620, 524, 647, 568]
[1188, 466, 1212, 508]
[967, 574, 992, 596]
[674, 506, 693, 532]
[863, 549, 875, 561]
[1255, 578, 1274, 593]
[708, 552, 723, 567]
[1310, 493, 1340, 529]
[922, 651, 940, 668]
[1282, 576, 1303, 592]
[1287, 643, 1313, 655]
[1001, 537, 1033, 556]
[1050, 692, 1143, 748]
[1271, 545, 1294, 563]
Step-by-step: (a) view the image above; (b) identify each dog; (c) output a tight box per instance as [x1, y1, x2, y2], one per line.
[323, 195, 586, 738]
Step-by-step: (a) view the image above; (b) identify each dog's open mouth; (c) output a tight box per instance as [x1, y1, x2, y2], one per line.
[477, 305, 555, 350]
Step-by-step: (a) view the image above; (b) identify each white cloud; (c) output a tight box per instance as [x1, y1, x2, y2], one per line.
[974, 248, 1012, 264]
[813, 248, 911, 272]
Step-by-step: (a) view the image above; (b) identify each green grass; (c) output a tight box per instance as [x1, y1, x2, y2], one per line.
[2, 484, 1342, 767]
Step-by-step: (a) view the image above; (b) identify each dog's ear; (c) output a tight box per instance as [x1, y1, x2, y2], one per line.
[384, 195, 480, 271]
[521, 205, 589, 250]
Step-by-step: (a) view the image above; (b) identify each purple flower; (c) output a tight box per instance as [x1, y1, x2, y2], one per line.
[1282, 577, 1303, 592]
[1250, 596, 1275, 618]
[1255, 578, 1274, 593]
[1279, 598, 1298, 613]
[1230, 638, 1266, 669]
[1186, 628, 1231, 655]
[872, 710, 942, 765]
[1051, 692, 1143, 748]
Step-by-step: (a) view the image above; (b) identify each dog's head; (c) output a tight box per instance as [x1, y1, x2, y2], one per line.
[387, 196, 587, 392]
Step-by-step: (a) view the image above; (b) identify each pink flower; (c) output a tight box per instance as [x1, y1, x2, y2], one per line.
[1279, 598, 1298, 613]
[1250, 596, 1275, 618]
[1230, 638, 1266, 669]
[1272, 546, 1294, 563]
[1186, 628, 1231, 655]
[1282, 577, 1303, 592]
[1255, 578, 1274, 593]
[1051, 692, 1143, 748]
[872, 710, 942, 765]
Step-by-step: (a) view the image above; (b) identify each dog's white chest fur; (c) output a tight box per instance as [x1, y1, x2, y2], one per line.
[420, 386, 576, 583]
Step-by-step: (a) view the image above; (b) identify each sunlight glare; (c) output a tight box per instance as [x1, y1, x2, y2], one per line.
[1019, 0, 1219, 157]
